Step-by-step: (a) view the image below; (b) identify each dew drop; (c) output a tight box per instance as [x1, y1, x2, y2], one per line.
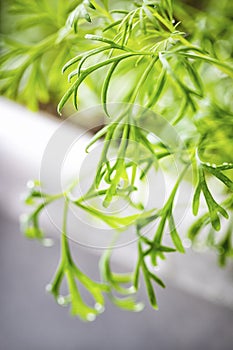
[57, 296, 65, 305]
[45, 284, 52, 292]
[95, 303, 105, 313]
[26, 180, 35, 189]
[87, 313, 96, 322]
[135, 303, 144, 312]
[183, 238, 192, 248]
[128, 286, 136, 293]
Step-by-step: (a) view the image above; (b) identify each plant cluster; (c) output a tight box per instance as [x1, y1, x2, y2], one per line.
[1, 0, 233, 320]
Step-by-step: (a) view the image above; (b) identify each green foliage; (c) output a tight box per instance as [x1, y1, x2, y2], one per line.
[1, 0, 233, 320]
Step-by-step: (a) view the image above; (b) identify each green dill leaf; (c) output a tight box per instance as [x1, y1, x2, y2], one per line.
[149, 272, 166, 289]
[102, 60, 120, 116]
[192, 181, 201, 216]
[169, 215, 185, 253]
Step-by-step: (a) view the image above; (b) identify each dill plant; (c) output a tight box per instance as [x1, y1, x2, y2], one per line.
[0, 0, 233, 321]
